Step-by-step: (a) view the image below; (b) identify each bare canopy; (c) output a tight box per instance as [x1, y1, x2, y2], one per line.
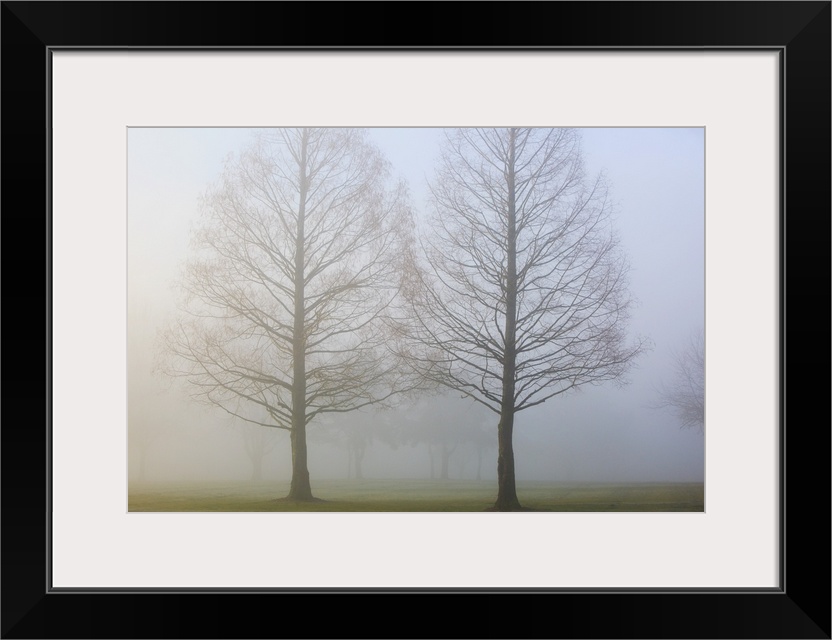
[159, 128, 413, 501]
[403, 127, 647, 510]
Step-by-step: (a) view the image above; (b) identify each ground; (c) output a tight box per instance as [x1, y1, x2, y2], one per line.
[128, 479, 704, 512]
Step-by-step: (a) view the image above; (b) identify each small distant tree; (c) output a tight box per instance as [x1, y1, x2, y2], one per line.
[396, 395, 492, 480]
[238, 421, 281, 482]
[655, 330, 705, 431]
[160, 128, 414, 501]
[403, 128, 647, 511]
[128, 413, 164, 484]
[313, 409, 386, 480]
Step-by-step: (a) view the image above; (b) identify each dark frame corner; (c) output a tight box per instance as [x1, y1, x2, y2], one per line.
[2, 2, 829, 638]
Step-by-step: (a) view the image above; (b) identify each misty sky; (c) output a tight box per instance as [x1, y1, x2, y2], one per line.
[127, 127, 705, 486]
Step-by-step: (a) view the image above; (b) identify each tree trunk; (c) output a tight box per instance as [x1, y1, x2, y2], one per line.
[354, 443, 365, 480]
[250, 454, 263, 482]
[287, 129, 315, 502]
[138, 444, 147, 483]
[440, 443, 451, 480]
[494, 128, 523, 512]
[428, 444, 435, 480]
[288, 421, 313, 499]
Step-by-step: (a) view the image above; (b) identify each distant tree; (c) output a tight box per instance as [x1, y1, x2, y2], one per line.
[460, 420, 495, 481]
[313, 409, 388, 480]
[237, 421, 281, 482]
[396, 395, 492, 480]
[128, 413, 164, 484]
[160, 128, 414, 501]
[655, 330, 705, 431]
[403, 128, 646, 510]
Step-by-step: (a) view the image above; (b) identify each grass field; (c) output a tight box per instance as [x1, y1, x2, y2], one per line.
[128, 479, 704, 512]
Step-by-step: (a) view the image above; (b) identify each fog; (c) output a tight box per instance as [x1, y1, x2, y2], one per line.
[127, 127, 704, 490]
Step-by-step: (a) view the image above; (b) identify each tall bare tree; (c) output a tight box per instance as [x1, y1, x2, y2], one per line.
[655, 330, 705, 431]
[404, 128, 646, 511]
[160, 128, 413, 501]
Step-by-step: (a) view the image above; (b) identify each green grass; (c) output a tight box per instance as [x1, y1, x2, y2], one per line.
[128, 479, 704, 512]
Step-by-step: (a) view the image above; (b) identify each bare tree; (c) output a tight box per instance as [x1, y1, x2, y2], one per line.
[403, 128, 646, 511]
[312, 409, 382, 480]
[160, 128, 413, 501]
[395, 395, 492, 480]
[655, 330, 705, 431]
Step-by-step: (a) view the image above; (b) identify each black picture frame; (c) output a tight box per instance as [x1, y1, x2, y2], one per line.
[2, 2, 829, 638]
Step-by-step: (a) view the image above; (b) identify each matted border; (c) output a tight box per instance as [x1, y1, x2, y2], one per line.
[53, 52, 766, 591]
[2, 2, 829, 638]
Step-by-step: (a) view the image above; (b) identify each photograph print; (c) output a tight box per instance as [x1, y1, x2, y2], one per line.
[128, 126, 704, 513]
